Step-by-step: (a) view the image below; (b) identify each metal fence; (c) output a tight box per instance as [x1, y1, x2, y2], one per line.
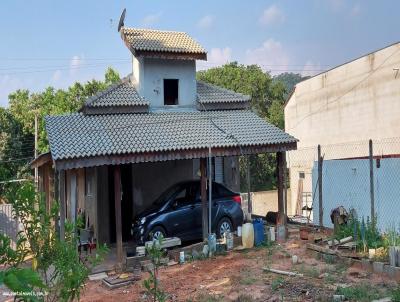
[0, 204, 20, 249]
[287, 137, 400, 232]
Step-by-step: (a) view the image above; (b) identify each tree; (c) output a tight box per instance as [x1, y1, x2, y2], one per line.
[273, 72, 309, 99]
[6, 183, 107, 302]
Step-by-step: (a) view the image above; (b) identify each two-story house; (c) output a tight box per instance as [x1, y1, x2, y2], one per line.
[32, 21, 297, 266]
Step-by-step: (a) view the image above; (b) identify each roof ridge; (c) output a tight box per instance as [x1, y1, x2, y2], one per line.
[123, 27, 187, 35]
[84, 74, 132, 107]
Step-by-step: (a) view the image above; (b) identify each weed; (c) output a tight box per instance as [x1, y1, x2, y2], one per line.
[297, 265, 320, 278]
[271, 276, 285, 292]
[195, 292, 224, 302]
[234, 294, 255, 302]
[324, 273, 337, 284]
[240, 276, 257, 285]
[336, 283, 381, 301]
[391, 286, 400, 302]
[323, 254, 336, 264]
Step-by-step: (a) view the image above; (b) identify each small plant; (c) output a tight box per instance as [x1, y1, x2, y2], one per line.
[391, 286, 400, 302]
[143, 235, 167, 302]
[336, 283, 381, 301]
[195, 292, 224, 302]
[271, 276, 284, 292]
[235, 294, 254, 302]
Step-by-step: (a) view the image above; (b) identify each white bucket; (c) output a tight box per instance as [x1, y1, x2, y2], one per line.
[237, 226, 242, 237]
[179, 251, 185, 264]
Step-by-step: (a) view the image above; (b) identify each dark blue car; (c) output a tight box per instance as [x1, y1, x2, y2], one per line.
[132, 180, 243, 243]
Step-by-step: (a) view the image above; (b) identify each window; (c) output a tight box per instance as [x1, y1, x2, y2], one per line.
[164, 79, 178, 105]
[299, 172, 305, 179]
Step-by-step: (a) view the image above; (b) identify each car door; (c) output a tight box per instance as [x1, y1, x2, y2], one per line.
[163, 183, 197, 240]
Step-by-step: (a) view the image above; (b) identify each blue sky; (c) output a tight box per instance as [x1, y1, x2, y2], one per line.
[0, 0, 399, 107]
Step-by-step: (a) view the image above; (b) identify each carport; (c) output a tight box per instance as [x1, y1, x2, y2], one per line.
[44, 109, 297, 268]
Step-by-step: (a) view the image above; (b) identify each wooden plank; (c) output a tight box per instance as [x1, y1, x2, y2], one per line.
[276, 152, 285, 225]
[306, 243, 337, 255]
[200, 158, 207, 240]
[114, 166, 123, 266]
[59, 170, 66, 241]
[144, 237, 181, 249]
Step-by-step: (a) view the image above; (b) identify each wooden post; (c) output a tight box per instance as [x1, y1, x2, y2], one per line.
[283, 153, 288, 220]
[59, 169, 66, 241]
[246, 155, 252, 218]
[114, 166, 123, 267]
[369, 139, 375, 225]
[318, 145, 323, 227]
[277, 152, 285, 225]
[200, 158, 207, 240]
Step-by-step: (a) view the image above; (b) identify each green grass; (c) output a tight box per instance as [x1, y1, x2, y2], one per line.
[234, 294, 255, 302]
[391, 286, 400, 302]
[336, 284, 381, 301]
[271, 276, 285, 292]
[240, 276, 257, 285]
[194, 293, 224, 302]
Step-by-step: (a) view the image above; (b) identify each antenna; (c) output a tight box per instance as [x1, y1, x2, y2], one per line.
[118, 8, 126, 32]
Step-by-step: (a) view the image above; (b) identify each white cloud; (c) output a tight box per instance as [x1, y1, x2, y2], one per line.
[197, 47, 232, 70]
[244, 39, 289, 75]
[69, 55, 84, 76]
[197, 15, 214, 29]
[0, 75, 24, 107]
[259, 5, 285, 26]
[351, 3, 361, 15]
[141, 12, 162, 28]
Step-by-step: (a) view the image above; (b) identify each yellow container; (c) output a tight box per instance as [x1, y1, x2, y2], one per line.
[242, 223, 254, 249]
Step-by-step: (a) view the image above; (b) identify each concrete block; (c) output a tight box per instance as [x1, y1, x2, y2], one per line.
[383, 264, 400, 280]
[361, 259, 373, 271]
[372, 261, 385, 274]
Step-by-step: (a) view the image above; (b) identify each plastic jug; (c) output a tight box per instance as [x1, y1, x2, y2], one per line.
[242, 222, 254, 248]
[253, 219, 265, 246]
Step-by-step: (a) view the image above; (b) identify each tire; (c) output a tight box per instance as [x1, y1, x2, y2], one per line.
[216, 217, 233, 238]
[148, 226, 166, 241]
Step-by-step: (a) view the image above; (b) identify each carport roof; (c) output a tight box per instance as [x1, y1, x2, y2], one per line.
[46, 110, 297, 170]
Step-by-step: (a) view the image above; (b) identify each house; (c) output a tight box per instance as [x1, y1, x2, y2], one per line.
[284, 42, 400, 226]
[33, 21, 297, 266]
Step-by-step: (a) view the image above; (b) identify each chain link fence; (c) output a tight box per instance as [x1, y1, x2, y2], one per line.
[287, 137, 400, 232]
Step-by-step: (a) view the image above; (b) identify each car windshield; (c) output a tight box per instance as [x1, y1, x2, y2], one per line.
[152, 184, 182, 207]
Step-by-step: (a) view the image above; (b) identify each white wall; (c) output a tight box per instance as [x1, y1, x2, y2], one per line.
[132, 56, 197, 107]
[284, 42, 400, 218]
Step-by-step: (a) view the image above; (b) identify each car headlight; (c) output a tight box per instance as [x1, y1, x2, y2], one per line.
[140, 217, 146, 225]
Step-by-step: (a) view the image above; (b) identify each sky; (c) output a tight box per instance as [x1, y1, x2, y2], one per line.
[0, 0, 399, 107]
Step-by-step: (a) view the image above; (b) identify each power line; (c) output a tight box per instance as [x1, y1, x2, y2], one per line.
[0, 156, 33, 163]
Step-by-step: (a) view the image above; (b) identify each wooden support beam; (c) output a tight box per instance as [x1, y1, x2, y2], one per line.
[369, 139, 375, 225]
[114, 166, 123, 267]
[59, 170, 66, 241]
[318, 145, 323, 227]
[277, 152, 285, 225]
[200, 158, 207, 240]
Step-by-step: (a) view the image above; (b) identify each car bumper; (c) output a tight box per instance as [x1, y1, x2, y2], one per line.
[132, 225, 146, 244]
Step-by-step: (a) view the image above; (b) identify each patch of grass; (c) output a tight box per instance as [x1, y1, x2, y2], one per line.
[195, 293, 224, 302]
[297, 264, 320, 278]
[324, 273, 337, 284]
[336, 283, 381, 301]
[234, 294, 255, 302]
[240, 276, 257, 285]
[391, 286, 400, 302]
[323, 254, 336, 264]
[271, 276, 285, 292]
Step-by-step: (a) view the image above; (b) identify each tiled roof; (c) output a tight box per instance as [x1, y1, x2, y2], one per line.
[196, 81, 251, 104]
[84, 75, 149, 108]
[121, 28, 206, 55]
[46, 110, 297, 161]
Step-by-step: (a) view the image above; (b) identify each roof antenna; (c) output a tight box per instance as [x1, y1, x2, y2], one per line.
[118, 8, 126, 32]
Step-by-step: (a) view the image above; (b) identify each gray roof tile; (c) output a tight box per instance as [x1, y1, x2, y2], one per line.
[196, 81, 251, 104]
[45, 110, 297, 160]
[122, 28, 206, 55]
[84, 75, 149, 108]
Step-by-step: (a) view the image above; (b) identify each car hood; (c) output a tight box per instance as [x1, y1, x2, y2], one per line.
[136, 204, 164, 219]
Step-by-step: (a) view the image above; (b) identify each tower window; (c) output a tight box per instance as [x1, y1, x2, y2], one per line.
[164, 79, 178, 105]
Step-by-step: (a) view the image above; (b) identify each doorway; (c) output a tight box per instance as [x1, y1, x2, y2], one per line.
[108, 165, 134, 243]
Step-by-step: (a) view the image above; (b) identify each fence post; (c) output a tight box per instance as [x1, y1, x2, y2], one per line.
[318, 145, 323, 227]
[369, 139, 375, 225]
[247, 155, 252, 218]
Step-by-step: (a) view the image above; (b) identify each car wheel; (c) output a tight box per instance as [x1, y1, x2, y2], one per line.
[216, 217, 233, 238]
[148, 226, 166, 241]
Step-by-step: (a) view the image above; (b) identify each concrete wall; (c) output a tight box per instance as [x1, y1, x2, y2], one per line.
[285, 42, 400, 217]
[251, 189, 291, 217]
[312, 158, 400, 231]
[132, 56, 196, 107]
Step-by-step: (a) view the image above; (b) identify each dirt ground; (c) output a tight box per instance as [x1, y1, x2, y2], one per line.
[80, 237, 399, 302]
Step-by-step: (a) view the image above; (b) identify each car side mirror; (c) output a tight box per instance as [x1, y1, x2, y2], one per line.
[172, 200, 178, 208]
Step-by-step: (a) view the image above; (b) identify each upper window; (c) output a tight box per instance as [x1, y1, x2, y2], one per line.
[164, 79, 178, 105]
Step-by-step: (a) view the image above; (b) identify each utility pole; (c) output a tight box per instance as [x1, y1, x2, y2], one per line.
[318, 145, 323, 227]
[369, 139, 375, 225]
[34, 112, 38, 189]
